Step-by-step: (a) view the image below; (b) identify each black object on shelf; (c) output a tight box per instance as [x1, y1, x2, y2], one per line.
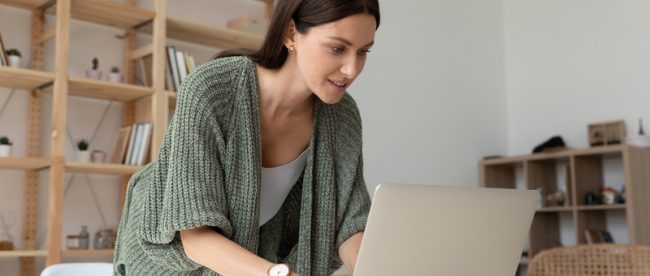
[533, 136, 566, 154]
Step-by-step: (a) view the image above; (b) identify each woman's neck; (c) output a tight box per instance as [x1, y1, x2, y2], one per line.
[256, 59, 314, 119]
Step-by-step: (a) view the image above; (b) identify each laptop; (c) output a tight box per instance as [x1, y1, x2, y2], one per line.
[353, 183, 537, 276]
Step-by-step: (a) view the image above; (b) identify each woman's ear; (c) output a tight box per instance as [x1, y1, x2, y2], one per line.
[284, 20, 297, 51]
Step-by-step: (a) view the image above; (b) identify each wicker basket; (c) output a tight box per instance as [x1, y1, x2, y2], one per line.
[528, 244, 650, 276]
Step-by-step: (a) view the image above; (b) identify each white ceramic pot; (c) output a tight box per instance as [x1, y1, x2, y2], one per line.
[77, 150, 91, 162]
[85, 70, 102, 80]
[0, 145, 12, 157]
[107, 73, 122, 83]
[8, 55, 20, 68]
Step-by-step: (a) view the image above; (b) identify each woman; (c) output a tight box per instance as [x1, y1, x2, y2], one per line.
[114, 0, 380, 275]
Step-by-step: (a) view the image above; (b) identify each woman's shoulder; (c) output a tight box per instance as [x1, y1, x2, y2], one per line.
[176, 56, 254, 101]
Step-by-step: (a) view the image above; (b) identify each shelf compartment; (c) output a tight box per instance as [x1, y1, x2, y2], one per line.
[0, 67, 54, 90]
[69, 77, 154, 102]
[164, 17, 264, 49]
[527, 159, 573, 207]
[0, 250, 48, 257]
[66, 162, 141, 175]
[529, 212, 563, 257]
[576, 209, 621, 244]
[0, 0, 48, 10]
[71, 0, 155, 30]
[0, 157, 51, 171]
[481, 162, 522, 189]
[61, 249, 113, 257]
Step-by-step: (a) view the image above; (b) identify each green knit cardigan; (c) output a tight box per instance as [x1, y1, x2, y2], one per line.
[113, 56, 371, 276]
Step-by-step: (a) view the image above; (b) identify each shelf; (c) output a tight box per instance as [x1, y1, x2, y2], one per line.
[0, 66, 54, 91]
[61, 249, 113, 257]
[573, 145, 625, 157]
[66, 162, 141, 175]
[536, 206, 573, 213]
[481, 145, 626, 166]
[0, 250, 48, 257]
[69, 77, 154, 102]
[71, 0, 155, 30]
[164, 16, 264, 49]
[577, 204, 627, 211]
[0, 157, 51, 171]
[0, 0, 47, 10]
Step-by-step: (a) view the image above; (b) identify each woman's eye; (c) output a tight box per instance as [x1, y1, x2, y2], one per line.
[331, 47, 344, 53]
[358, 49, 371, 56]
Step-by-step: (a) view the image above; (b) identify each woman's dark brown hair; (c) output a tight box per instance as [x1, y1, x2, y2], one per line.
[212, 0, 380, 69]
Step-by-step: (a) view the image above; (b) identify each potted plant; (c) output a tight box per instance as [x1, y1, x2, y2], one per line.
[85, 57, 101, 80]
[5, 48, 21, 68]
[76, 139, 90, 162]
[0, 136, 12, 157]
[108, 66, 121, 83]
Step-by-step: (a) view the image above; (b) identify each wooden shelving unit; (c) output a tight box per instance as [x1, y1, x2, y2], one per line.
[0, 66, 54, 90]
[65, 162, 141, 175]
[0, 0, 269, 274]
[68, 77, 154, 102]
[61, 249, 113, 257]
[0, 250, 49, 258]
[480, 145, 650, 267]
[0, 157, 50, 171]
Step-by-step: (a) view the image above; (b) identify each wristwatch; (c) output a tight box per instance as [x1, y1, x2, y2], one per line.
[267, 263, 291, 276]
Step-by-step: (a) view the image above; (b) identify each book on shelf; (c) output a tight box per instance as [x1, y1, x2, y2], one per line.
[175, 50, 187, 84]
[166, 46, 180, 91]
[0, 33, 8, 66]
[110, 126, 132, 164]
[165, 46, 199, 92]
[123, 122, 153, 166]
[584, 229, 614, 244]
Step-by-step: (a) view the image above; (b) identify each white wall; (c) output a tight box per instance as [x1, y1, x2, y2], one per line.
[0, 0, 508, 274]
[355, 0, 508, 192]
[504, 0, 650, 154]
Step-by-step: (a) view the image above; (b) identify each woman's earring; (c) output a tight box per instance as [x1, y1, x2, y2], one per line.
[288, 46, 295, 53]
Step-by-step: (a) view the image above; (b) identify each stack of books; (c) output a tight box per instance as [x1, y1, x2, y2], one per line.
[111, 122, 153, 166]
[165, 46, 197, 92]
[134, 46, 198, 92]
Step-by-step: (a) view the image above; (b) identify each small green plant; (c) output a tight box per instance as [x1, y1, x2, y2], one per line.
[91, 57, 99, 70]
[111, 66, 120, 73]
[0, 136, 12, 146]
[6, 48, 21, 57]
[77, 139, 89, 151]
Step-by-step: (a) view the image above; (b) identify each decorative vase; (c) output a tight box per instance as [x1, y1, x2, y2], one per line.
[7, 56, 20, 68]
[107, 72, 122, 83]
[85, 70, 102, 80]
[76, 150, 91, 162]
[0, 145, 12, 157]
[91, 150, 106, 163]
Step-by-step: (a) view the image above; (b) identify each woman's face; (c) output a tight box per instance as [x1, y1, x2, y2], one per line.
[292, 13, 377, 104]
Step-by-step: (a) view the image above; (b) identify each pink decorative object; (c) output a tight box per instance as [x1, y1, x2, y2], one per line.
[227, 15, 269, 36]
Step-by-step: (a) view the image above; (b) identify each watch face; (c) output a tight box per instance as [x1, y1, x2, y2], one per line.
[270, 264, 290, 276]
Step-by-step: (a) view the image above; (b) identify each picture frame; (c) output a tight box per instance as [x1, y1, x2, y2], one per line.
[110, 126, 132, 164]
[588, 120, 626, 147]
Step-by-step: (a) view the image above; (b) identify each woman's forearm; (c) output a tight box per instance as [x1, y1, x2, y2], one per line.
[338, 232, 364, 272]
[180, 226, 274, 276]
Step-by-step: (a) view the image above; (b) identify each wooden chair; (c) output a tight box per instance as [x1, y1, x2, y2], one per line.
[528, 244, 650, 276]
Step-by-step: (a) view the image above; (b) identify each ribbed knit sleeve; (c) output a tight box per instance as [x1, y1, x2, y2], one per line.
[136, 61, 233, 271]
[335, 154, 371, 249]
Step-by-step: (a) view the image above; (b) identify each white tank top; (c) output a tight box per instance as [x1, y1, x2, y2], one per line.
[259, 147, 310, 226]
